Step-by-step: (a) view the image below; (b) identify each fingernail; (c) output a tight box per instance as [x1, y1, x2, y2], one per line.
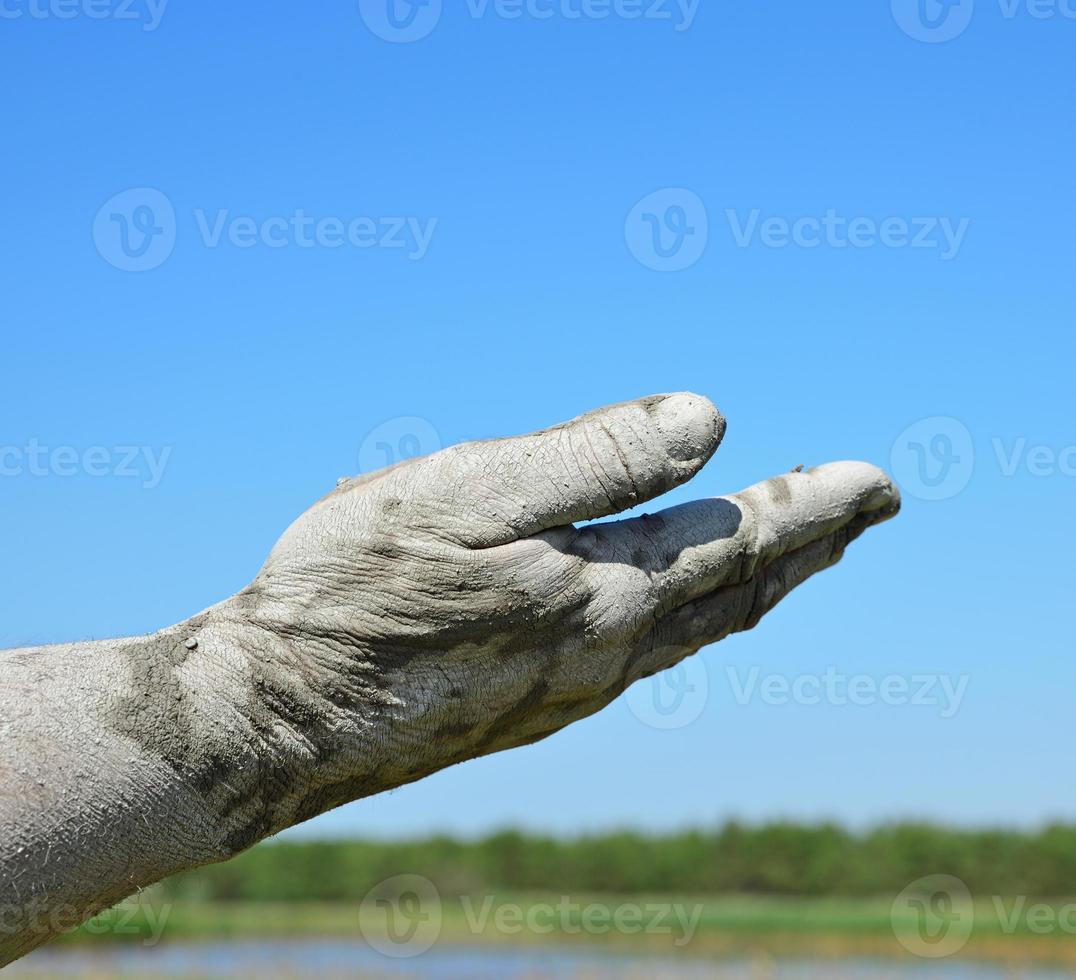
[648, 392, 726, 463]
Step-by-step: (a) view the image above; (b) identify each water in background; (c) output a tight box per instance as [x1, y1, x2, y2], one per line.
[7, 943, 1073, 980]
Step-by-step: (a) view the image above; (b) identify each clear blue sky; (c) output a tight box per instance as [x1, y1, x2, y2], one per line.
[1, 1, 1073, 838]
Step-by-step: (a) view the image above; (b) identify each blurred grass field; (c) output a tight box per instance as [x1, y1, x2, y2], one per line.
[38, 823, 1076, 967]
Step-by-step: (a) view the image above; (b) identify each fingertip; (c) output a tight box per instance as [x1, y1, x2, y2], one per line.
[645, 392, 726, 464]
[803, 461, 901, 517]
[869, 472, 901, 522]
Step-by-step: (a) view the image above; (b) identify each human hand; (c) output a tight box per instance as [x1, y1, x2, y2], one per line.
[211, 393, 899, 844]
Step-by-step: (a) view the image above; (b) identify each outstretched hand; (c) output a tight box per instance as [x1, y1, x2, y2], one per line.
[210, 393, 899, 842]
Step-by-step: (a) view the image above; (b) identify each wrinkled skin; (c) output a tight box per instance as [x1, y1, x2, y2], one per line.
[0, 393, 899, 964]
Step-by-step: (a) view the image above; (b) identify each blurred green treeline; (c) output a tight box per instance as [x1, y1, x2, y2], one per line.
[159, 822, 1076, 901]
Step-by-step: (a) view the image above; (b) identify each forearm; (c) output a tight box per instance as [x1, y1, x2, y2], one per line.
[0, 605, 338, 964]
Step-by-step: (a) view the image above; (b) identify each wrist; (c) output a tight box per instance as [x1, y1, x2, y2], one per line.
[174, 598, 387, 855]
